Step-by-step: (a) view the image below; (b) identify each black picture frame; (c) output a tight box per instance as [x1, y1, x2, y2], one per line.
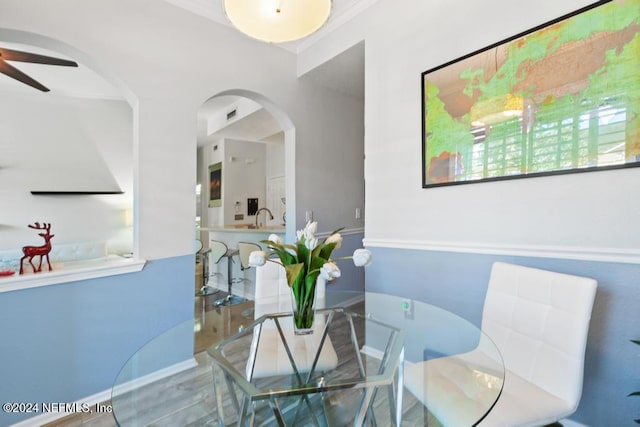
[422, 0, 640, 188]
[208, 162, 222, 207]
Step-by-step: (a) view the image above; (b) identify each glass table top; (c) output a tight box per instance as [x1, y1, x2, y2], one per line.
[111, 291, 504, 426]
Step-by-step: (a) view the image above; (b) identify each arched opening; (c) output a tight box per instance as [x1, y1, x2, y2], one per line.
[197, 89, 296, 243]
[0, 29, 136, 261]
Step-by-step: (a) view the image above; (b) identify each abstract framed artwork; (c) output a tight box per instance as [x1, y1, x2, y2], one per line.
[208, 162, 222, 208]
[422, 0, 639, 188]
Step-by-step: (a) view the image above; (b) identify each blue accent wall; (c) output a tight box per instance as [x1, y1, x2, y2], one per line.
[328, 232, 365, 292]
[0, 255, 194, 425]
[366, 246, 640, 426]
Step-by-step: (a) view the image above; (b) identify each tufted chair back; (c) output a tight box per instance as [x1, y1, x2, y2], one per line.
[479, 262, 598, 426]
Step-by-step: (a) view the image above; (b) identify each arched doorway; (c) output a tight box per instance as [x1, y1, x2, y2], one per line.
[197, 89, 296, 243]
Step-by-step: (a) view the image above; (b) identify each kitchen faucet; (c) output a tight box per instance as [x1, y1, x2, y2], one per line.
[255, 207, 274, 228]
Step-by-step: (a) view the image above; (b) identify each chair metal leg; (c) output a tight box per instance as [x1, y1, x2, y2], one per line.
[214, 255, 247, 306]
[197, 285, 222, 297]
[197, 251, 225, 297]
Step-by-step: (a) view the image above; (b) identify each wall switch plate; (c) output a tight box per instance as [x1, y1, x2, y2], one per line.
[355, 208, 361, 219]
[305, 210, 313, 222]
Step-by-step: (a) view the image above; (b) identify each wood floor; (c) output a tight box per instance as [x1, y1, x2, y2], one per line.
[41, 292, 438, 427]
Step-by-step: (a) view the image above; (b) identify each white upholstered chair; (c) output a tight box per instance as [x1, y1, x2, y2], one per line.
[246, 260, 338, 380]
[405, 262, 598, 427]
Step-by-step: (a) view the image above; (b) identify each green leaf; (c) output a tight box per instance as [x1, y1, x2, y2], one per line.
[268, 246, 289, 263]
[631, 339, 640, 346]
[285, 263, 304, 290]
[259, 239, 297, 265]
[302, 270, 319, 309]
[297, 241, 310, 267]
[629, 391, 640, 397]
[318, 242, 337, 261]
[309, 255, 325, 272]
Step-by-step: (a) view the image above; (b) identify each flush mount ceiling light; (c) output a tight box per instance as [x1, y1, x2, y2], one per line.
[224, 0, 332, 43]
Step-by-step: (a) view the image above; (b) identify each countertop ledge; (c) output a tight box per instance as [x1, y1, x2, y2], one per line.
[200, 226, 285, 233]
[0, 256, 146, 293]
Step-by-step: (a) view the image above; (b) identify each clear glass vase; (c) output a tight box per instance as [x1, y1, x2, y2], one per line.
[291, 281, 318, 335]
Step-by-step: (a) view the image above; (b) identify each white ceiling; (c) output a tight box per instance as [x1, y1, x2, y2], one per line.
[199, 95, 284, 143]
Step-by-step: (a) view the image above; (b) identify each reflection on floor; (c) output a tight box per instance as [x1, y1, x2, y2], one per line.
[194, 293, 254, 354]
[43, 292, 253, 427]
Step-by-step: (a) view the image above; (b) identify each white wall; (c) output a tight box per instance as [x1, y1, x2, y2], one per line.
[265, 137, 286, 226]
[0, 0, 367, 262]
[224, 139, 266, 225]
[264, 134, 285, 178]
[296, 1, 640, 424]
[300, 0, 640, 258]
[0, 90, 132, 253]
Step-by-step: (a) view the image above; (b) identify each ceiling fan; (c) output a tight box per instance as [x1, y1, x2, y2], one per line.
[0, 47, 78, 92]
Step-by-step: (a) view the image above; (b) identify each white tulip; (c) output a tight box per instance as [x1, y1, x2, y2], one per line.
[248, 250, 267, 267]
[352, 249, 372, 267]
[320, 262, 341, 281]
[325, 232, 343, 250]
[305, 237, 319, 251]
[304, 221, 318, 237]
[296, 220, 315, 242]
[268, 234, 283, 245]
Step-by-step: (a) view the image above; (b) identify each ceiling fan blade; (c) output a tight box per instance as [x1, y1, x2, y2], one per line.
[0, 48, 78, 67]
[0, 58, 49, 92]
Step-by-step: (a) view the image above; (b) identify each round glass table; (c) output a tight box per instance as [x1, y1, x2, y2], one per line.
[111, 291, 503, 426]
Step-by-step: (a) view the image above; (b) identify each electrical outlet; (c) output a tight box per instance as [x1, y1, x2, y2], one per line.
[355, 208, 361, 219]
[401, 299, 413, 319]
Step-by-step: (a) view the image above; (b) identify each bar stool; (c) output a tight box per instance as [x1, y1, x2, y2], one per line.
[199, 240, 237, 297]
[215, 241, 260, 306]
[235, 241, 262, 282]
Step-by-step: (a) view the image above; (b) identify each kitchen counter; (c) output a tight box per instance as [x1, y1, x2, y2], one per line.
[200, 225, 285, 234]
[199, 225, 286, 255]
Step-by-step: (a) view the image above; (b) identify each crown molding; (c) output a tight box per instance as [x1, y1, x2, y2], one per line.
[294, 0, 380, 53]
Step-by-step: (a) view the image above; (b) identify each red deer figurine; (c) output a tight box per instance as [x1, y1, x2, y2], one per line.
[20, 222, 55, 274]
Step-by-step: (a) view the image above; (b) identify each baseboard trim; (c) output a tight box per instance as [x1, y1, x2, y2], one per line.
[11, 357, 197, 427]
[111, 357, 198, 395]
[363, 238, 640, 265]
[9, 389, 112, 427]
